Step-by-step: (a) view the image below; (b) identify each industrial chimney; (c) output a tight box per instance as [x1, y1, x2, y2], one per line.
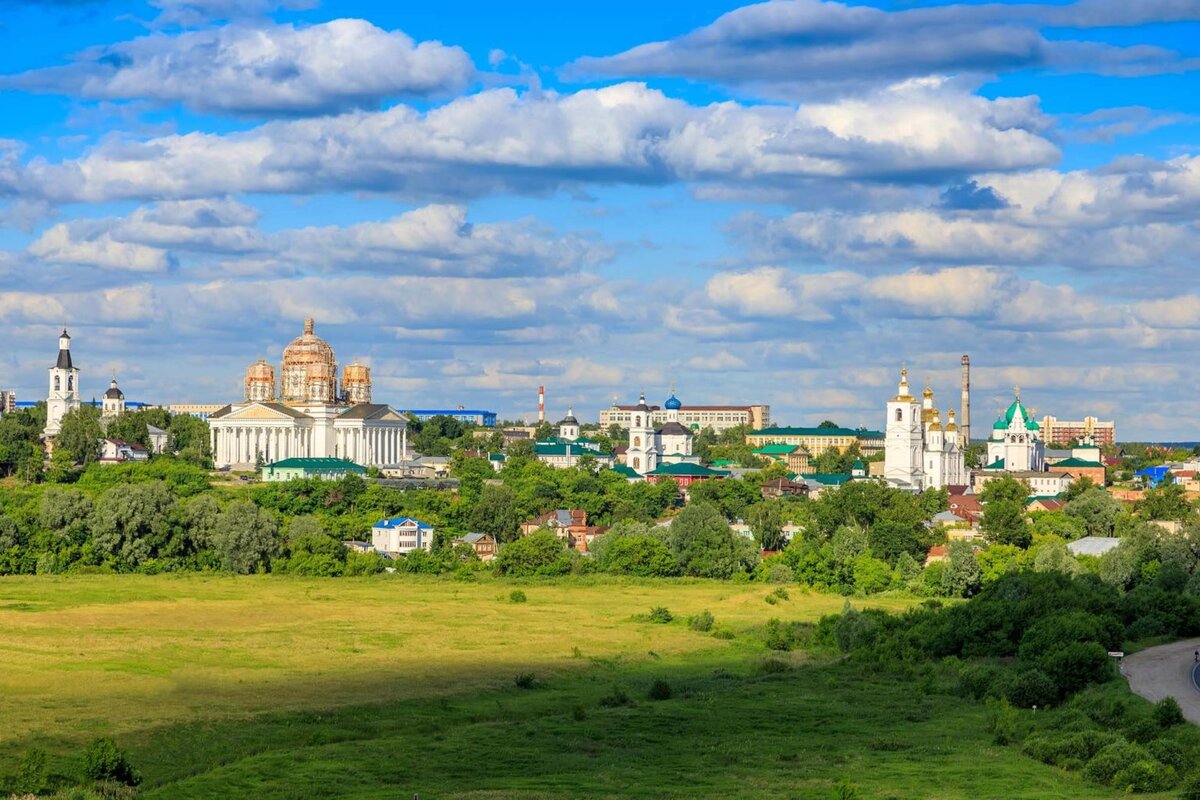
[538, 385, 545, 423]
[960, 355, 971, 445]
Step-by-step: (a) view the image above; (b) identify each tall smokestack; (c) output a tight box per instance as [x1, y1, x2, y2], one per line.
[960, 355, 970, 445]
[538, 385, 545, 423]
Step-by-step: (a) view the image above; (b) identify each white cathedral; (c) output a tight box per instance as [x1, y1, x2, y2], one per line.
[208, 318, 408, 469]
[985, 388, 1045, 472]
[884, 368, 967, 491]
[626, 390, 698, 474]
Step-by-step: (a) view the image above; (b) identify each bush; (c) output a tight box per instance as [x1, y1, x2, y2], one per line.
[1147, 738, 1187, 772]
[494, 530, 574, 577]
[765, 618, 796, 651]
[1023, 730, 1121, 769]
[82, 737, 140, 786]
[9, 748, 47, 795]
[772, 586, 790, 600]
[509, 589, 527, 604]
[1083, 740, 1152, 786]
[599, 687, 631, 707]
[513, 672, 535, 689]
[994, 668, 1058, 709]
[687, 610, 715, 633]
[765, 563, 795, 584]
[1180, 775, 1200, 800]
[1155, 697, 1185, 728]
[986, 697, 1019, 745]
[712, 626, 736, 640]
[764, 593, 780, 605]
[572, 705, 587, 721]
[959, 662, 1004, 700]
[1111, 760, 1177, 793]
[648, 679, 673, 700]
[647, 606, 673, 624]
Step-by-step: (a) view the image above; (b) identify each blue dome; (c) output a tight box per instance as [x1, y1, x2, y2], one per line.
[664, 394, 682, 410]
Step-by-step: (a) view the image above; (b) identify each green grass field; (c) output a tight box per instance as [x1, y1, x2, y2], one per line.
[0, 576, 1153, 798]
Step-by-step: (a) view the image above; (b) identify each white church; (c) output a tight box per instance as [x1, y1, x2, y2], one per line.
[985, 388, 1046, 472]
[884, 368, 967, 491]
[626, 390, 698, 474]
[44, 329, 81, 439]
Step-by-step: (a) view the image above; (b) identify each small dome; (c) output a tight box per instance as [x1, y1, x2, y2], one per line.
[664, 394, 682, 410]
[559, 405, 579, 425]
[104, 378, 123, 400]
[633, 391, 651, 413]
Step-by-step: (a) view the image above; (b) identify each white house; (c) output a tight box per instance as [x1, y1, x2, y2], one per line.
[99, 439, 150, 464]
[371, 517, 434, 556]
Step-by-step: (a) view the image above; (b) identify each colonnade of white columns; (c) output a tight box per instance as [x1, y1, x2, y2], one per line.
[211, 421, 407, 468]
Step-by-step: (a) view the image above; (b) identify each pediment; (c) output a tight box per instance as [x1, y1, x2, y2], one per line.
[223, 403, 308, 421]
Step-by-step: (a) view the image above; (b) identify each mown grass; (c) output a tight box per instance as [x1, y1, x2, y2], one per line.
[0, 575, 1163, 798]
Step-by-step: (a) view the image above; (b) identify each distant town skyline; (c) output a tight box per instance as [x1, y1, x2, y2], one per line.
[1, 1, 1199, 439]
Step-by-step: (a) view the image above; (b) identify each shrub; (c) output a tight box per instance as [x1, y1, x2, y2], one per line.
[9, 748, 47, 795]
[1180, 775, 1200, 800]
[1147, 738, 1187, 772]
[764, 593, 779, 605]
[959, 663, 1004, 700]
[764, 618, 796, 651]
[509, 589, 527, 604]
[995, 668, 1058, 709]
[1039, 641, 1112, 697]
[687, 610, 715, 632]
[765, 563, 794, 584]
[599, 687, 631, 707]
[772, 586, 790, 601]
[1111, 760, 1177, 793]
[648, 679, 673, 701]
[495, 530, 574, 577]
[513, 672, 535, 689]
[986, 697, 1019, 745]
[1023, 730, 1121, 769]
[82, 737, 140, 786]
[1155, 697, 1185, 728]
[572, 705, 588, 721]
[712, 626, 736, 640]
[1083, 740, 1152, 786]
[647, 606, 673, 624]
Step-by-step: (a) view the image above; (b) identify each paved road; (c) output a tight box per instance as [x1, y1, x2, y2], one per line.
[1121, 637, 1200, 724]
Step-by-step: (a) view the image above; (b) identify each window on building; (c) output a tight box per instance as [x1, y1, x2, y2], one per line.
[54, 375, 60, 391]
[895, 409, 902, 422]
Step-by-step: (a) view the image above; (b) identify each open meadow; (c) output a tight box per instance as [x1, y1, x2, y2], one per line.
[0, 575, 1161, 798]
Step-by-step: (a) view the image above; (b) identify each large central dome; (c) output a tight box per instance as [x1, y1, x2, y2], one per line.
[280, 318, 337, 403]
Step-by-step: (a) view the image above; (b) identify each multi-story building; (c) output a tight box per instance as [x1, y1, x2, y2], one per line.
[401, 409, 497, 427]
[745, 426, 884, 458]
[168, 404, 226, 420]
[0, 390, 15, 415]
[1039, 416, 1116, 447]
[600, 399, 769, 433]
[371, 516, 434, 556]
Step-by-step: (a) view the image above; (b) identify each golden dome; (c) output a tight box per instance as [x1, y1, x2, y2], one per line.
[341, 361, 372, 405]
[244, 358, 276, 402]
[280, 318, 336, 402]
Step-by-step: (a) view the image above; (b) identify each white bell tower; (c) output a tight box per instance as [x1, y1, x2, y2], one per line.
[627, 392, 657, 475]
[884, 368, 924, 490]
[45, 329, 81, 438]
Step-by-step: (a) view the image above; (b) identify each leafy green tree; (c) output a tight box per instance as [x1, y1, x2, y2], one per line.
[1064, 489, 1123, 537]
[980, 476, 1032, 548]
[1138, 484, 1193, 521]
[45, 448, 76, 483]
[56, 405, 103, 466]
[506, 439, 536, 461]
[1030, 511, 1086, 541]
[469, 483, 524, 543]
[599, 536, 678, 576]
[688, 478, 760, 521]
[169, 413, 212, 462]
[89, 481, 176, 568]
[0, 406, 45, 477]
[39, 487, 93, 543]
[106, 412, 150, 449]
[920, 487, 950, 516]
[747, 500, 787, 551]
[942, 540, 982, 597]
[852, 554, 892, 594]
[668, 502, 757, 578]
[867, 518, 923, 565]
[494, 530, 573, 576]
[817, 420, 840, 429]
[211, 499, 280, 573]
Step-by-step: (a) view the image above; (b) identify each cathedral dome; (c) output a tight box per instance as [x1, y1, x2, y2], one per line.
[104, 378, 123, 400]
[280, 318, 337, 402]
[664, 394, 682, 410]
[341, 361, 372, 405]
[244, 359, 276, 402]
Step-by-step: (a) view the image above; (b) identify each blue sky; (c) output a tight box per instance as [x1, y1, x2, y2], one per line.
[1, 0, 1199, 438]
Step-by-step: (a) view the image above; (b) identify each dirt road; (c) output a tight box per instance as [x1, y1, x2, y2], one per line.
[1121, 637, 1200, 724]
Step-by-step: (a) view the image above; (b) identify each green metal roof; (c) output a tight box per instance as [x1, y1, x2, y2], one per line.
[265, 458, 366, 473]
[1052, 457, 1104, 468]
[536, 442, 611, 458]
[710, 459, 737, 467]
[610, 464, 640, 478]
[984, 458, 1005, 469]
[753, 444, 798, 455]
[798, 473, 852, 486]
[645, 462, 729, 477]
